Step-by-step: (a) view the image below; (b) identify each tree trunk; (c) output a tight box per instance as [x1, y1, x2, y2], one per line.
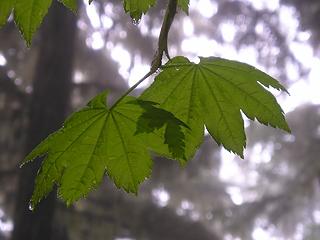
[12, 1, 77, 240]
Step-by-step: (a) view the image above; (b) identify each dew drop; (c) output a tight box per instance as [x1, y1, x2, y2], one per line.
[28, 203, 34, 211]
[132, 18, 141, 25]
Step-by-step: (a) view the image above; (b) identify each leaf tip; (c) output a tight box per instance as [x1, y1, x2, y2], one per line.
[178, 158, 188, 166]
[29, 195, 40, 211]
[284, 89, 290, 96]
[66, 200, 73, 207]
[19, 161, 28, 168]
[24, 38, 32, 48]
[278, 118, 291, 133]
[283, 124, 291, 134]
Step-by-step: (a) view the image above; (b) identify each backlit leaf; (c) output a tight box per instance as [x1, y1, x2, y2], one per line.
[0, 0, 159, 44]
[24, 92, 188, 208]
[60, 0, 77, 12]
[0, 0, 76, 45]
[0, 0, 14, 27]
[141, 56, 290, 158]
[14, 0, 52, 45]
[178, 0, 190, 14]
[123, 0, 156, 21]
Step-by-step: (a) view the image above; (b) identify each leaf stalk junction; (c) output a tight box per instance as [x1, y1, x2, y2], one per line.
[110, 0, 178, 110]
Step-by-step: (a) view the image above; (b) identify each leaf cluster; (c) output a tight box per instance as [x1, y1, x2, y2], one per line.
[0, 0, 290, 208]
[0, 0, 189, 45]
[24, 56, 289, 208]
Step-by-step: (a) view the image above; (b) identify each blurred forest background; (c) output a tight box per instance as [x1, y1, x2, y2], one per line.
[0, 0, 320, 239]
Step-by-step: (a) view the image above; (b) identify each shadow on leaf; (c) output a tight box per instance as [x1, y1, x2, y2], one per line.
[128, 100, 190, 160]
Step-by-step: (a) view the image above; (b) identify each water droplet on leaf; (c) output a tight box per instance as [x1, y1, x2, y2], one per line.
[28, 203, 34, 211]
[132, 18, 141, 25]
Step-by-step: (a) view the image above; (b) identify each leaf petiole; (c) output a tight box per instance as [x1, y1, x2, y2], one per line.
[110, 0, 178, 110]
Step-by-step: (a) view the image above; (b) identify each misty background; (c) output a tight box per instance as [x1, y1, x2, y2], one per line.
[0, 0, 320, 239]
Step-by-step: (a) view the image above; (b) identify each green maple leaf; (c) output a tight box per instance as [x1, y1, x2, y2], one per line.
[123, 0, 156, 22]
[60, 0, 77, 12]
[0, 0, 158, 44]
[0, 0, 77, 46]
[178, 0, 190, 14]
[23, 91, 188, 208]
[123, 0, 189, 20]
[14, 0, 52, 45]
[141, 56, 290, 158]
[0, 0, 14, 27]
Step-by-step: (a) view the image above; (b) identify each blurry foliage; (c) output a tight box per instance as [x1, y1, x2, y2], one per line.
[281, 0, 320, 47]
